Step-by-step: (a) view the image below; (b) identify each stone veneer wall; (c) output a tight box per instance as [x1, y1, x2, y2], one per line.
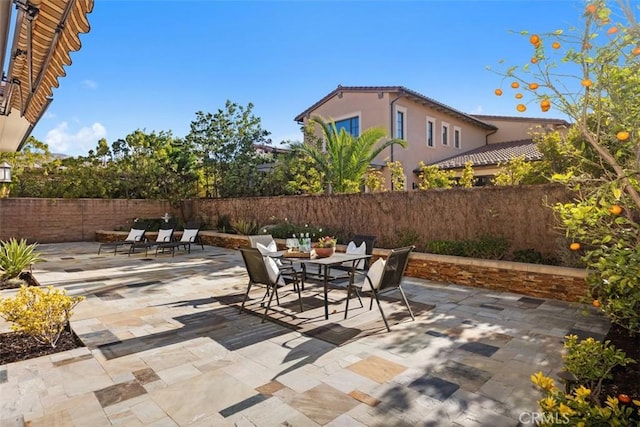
[95, 230, 589, 302]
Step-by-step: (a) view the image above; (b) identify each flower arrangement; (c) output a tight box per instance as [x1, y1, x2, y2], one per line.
[316, 236, 337, 248]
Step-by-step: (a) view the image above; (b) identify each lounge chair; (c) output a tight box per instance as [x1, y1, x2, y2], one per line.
[239, 247, 304, 322]
[344, 245, 415, 332]
[134, 219, 176, 256]
[98, 221, 148, 255]
[154, 221, 203, 256]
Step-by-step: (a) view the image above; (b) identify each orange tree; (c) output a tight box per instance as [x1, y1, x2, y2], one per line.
[492, 0, 640, 332]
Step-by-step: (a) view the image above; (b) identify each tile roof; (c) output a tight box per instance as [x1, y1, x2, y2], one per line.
[429, 139, 542, 170]
[294, 85, 497, 131]
[471, 114, 571, 126]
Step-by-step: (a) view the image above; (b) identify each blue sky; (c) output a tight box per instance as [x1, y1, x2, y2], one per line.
[29, 0, 597, 156]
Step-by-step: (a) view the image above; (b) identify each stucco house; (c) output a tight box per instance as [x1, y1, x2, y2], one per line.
[294, 85, 569, 189]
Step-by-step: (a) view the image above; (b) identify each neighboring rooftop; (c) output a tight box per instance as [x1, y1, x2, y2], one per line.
[471, 114, 571, 127]
[430, 139, 542, 170]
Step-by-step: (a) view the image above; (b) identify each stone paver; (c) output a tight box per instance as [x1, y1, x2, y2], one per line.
[0, 242, 610, 426]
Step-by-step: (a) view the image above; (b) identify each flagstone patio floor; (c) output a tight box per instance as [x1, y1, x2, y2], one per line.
[0, 242, 609, 427]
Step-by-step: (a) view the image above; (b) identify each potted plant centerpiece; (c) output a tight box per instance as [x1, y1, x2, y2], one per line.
[314, 236, 337, 258]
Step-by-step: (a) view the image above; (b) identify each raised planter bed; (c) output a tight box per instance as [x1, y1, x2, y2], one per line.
[95, 230, 587, 302]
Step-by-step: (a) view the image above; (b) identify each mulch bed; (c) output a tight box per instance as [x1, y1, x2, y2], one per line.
[0, 325, 85, 365]
[600, 323, 640, 403]
[0, 271, 41, 290]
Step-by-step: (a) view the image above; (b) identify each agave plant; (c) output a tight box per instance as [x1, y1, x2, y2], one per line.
[0, 238, 43, 280]
[231, 218, 259, 235]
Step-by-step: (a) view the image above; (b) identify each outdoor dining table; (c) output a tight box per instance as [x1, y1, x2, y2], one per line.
[303, 252, 372, 320]
[263, 250, 371, 320]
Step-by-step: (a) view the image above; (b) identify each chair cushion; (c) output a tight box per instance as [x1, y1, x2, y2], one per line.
[156, 229, 173, 242]
[126, 229, 145, 242]
[264, 256, 285, 286]
[366, 258, 386, 290]
[256, 240, 277, 255]
[181, 229, 198, 243]
[346, 241, 367, 269]
[257, 241, 282, 266]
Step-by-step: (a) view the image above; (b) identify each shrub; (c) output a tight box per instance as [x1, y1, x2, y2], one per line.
[562, 335, 635, 403]
[512, 248, 559, 265]
[464, 234, 510, 259]
[216, 214, 232, 233]
[395, 228, 422, 248]
[513, 248, 545, 264]
[0, 285, 85, 348]
[424, 235, 510, 260]
[0, 238, 43, 280]
[424, 240, 466, 256]
[265, 221, 326, 240]
[529, 336, 639, 426]
[530, 372, 639, 426]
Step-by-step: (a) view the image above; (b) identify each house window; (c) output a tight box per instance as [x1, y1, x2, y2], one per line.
[454, 126, 461, 149]
[442, 122, 449, 146]
[396, 110, 405, 139]
[426, 117, 435, 147]
[334, 116, 359, 137]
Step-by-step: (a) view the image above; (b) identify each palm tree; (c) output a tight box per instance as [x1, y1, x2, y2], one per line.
[292, 116, 407, 194]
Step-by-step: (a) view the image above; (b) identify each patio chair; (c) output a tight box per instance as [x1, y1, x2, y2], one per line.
[97, 220, 148, 255]
[344, 245, 415, 332]
[329, 234, 376, 279]
[239, 247, 304, 322]
[248, 234, 278, 252]
[155, 221, 204, 256]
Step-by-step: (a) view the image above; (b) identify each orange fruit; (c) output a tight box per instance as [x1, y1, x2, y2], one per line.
[592, 299, 601, 308]
[609, 204, 622, 215]
[515, 93, 523, 99]
[516, 104, 526, 112]
[607, 27, 619, 35]
[495, 89, 503, 96]
[552, 42, 561, 49]
[531, 57, 538, 64]
[570, 242, 581, 251]
[585, 4, 597, 14]
[511, 82, 520, 89]
[633, 46, 640, 56]
[617, 131, 630, 141]
[581, 79, 592, 87]
[619, 394, 631, 404]
[530, 34, 540, 45]
[528, 82, 539, 90]
[541, 99, 551, 109]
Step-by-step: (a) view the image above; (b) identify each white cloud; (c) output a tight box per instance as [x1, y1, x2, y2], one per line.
[81, 80, 98, 90]
[469, 105, 484, 114]
[44, 121, 107, 155]
[42, 111, 57, 120]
